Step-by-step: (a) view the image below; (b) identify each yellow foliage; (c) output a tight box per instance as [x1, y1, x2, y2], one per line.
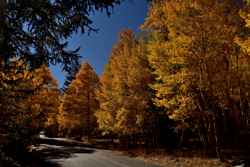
[58, 62, 99, 137]
[96, 29, 154, 136]
[142, 0, 250, 128]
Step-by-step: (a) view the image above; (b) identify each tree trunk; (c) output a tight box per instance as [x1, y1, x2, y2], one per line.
[213, 114, 224, 161]
[178, 128, 184, 148]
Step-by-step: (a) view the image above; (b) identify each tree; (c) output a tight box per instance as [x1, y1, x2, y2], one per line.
[0, 61, 34, 155]
[0, 62, 60, 154]
[142, 0, 250, 156]
[22, 66, 61, 136]
[58, 62, 99, 139]
[95, 64, 116, 135]
[96, 29, 155, 143]
[0, 59, 33, 137]
[0, 0, 121, 71]
[62, 61, 80, 91]
[0, 0, 121, 156]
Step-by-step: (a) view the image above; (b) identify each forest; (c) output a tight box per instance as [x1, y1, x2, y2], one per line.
[1, 0, 250, 166]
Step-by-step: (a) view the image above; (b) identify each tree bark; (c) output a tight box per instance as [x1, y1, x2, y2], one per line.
[213, 113, 224, 161]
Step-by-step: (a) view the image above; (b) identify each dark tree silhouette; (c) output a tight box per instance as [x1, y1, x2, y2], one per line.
[0, 0, 121, 71]
[62, 61, 80, 91]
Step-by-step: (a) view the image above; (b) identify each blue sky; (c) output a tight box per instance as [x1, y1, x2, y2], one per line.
[50, 0, 149, 88]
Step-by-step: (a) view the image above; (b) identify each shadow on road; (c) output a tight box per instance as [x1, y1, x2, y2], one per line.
[37, 145, 95, 159]
[28, 138, 96, 167]
[32, 159, 61, 167]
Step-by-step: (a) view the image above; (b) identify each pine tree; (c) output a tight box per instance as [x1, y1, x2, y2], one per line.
[58, 62, 99, 139]
[0, 0, 122, 153]
[62, 61, 80, 92]
[0, 0, 121, 71]
[23, 66, 61, 136]
[0, 62, 60, 150]
[0, 58, 33, 136]
[95, 64, 116, 135]
[96, 29, 154, 138]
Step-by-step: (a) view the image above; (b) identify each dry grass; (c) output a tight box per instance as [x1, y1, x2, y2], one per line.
[137, 154, 229, 167]
[118, 149, 230, 167]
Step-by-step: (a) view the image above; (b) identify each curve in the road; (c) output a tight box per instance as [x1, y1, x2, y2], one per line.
[34, 138, 161, 167]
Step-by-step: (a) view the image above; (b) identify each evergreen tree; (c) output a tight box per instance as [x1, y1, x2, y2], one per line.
[0, 0, 121, 154]
[62, 61, 80, 91]
[58, 62, 99, 139]
[23, 66, 60, 136]
[0, 62, 60, 151]
[0, 0, 121, 71]
[96, 29, 154, 138]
